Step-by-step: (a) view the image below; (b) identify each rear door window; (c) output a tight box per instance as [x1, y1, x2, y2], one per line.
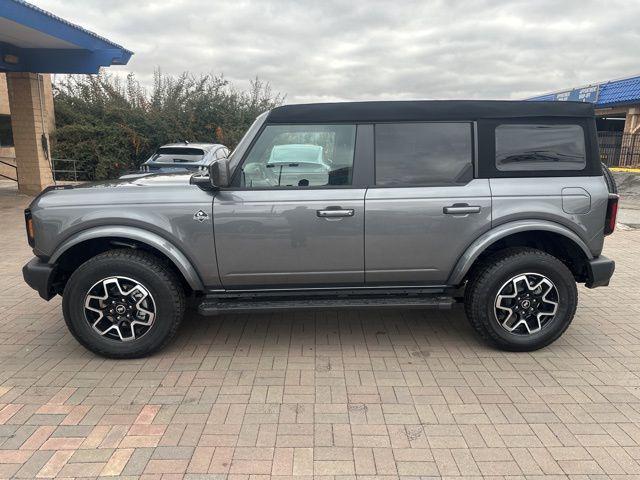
[495, 124, 586, 171]
[374, 123, 473, 186]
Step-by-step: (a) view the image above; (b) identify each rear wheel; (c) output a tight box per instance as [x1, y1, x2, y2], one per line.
[464, 248, 577, 351]
[62, 250, 185, 358]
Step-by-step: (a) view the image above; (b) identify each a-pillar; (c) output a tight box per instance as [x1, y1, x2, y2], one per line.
[6, 72, 54, 195]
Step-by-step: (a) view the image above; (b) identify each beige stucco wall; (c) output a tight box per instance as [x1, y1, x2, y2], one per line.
[6, 73, 55, 193]
[0, 72, 56, 186]
[623, 108, 640, 134]
[0, 73, 10, 115]
[0, 73, 16, 180]
[41, 74, 56, 135]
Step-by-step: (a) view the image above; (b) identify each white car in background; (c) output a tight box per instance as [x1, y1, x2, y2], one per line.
[243, 143, 332, 187]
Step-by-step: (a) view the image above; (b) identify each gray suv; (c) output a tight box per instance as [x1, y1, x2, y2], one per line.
[22, 101, 618, 358]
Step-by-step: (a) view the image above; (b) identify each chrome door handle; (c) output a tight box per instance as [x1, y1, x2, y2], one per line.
[316, 208, 355, 218]
[443, 204, 481, 215]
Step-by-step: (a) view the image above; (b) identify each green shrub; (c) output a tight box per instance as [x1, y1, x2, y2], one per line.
[52, 70, 284, 180]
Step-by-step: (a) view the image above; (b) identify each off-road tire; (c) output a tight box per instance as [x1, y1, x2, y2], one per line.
[464, 248, 578, 351]
[62, 249, 185, 358]
[602, 162, 618, 194]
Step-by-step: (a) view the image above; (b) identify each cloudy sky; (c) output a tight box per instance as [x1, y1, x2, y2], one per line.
[36, 0, 640, 103]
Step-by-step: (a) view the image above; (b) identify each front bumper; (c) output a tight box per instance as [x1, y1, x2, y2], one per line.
[22, 257, 56, 300]
[585, 255, 615, 288]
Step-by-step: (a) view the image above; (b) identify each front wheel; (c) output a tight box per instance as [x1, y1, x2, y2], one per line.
[464, 248, 578, 351]
[62, 250, 185, 358]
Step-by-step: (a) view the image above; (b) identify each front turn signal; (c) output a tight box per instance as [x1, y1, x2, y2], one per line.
[24, 209, 35, 247]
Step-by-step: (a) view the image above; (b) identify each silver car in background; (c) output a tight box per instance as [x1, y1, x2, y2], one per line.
[139, 142, 229, 174]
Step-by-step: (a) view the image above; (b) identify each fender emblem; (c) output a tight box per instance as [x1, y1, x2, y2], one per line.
[193, 210, 209, 222]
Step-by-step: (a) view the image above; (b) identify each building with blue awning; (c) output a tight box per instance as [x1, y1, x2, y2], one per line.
[0, 0, 132, 194]
[528, 74, 640, 167]
[528, 74, 640, 134]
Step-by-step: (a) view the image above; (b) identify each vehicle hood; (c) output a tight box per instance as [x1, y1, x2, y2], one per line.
[30, 172, 202, 209]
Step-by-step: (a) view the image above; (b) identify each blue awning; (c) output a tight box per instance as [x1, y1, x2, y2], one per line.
[527, 74, 640, 108]
[0, 0, 132, 73]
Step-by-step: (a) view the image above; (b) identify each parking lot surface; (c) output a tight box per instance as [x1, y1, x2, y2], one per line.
[2, 184, 640, 479]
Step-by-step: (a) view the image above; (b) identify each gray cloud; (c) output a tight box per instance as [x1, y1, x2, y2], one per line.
[38, 0, 640, 103]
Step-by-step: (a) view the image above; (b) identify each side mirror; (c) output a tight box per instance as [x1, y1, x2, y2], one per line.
[209, 158, 231, 188]
[189, 158, 231, 189]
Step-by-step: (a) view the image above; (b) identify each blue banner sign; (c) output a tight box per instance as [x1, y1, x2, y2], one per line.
[553, 85, 599, 103]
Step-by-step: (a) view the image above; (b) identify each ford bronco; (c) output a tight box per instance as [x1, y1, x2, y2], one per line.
[22, 100, 618, 358]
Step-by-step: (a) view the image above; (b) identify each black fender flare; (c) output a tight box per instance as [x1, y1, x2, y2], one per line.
[49, 225, 205, 291]
[448, 220, 593, 285]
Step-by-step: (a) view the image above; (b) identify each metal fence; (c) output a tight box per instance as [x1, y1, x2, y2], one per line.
[0, 159, 17, 181]
[598, 132, 640, 168]
[0, 158, 91, 184]
[52, 158, 91, 182]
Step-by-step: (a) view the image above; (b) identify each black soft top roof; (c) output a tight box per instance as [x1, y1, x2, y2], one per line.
[267, 100, 594, 124]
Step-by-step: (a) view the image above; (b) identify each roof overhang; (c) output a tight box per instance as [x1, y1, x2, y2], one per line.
[267, 100, 595, 124]
[0, 0, 132, 73]
[526, 74, 640, 109]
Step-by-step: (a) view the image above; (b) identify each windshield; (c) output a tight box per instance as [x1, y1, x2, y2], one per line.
[227, 112, 269, 174]
[269, 145, 323, 164]
[151, 147, 205, 164]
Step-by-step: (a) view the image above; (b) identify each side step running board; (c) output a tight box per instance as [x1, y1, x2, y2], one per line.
[198, 295, 454, 316]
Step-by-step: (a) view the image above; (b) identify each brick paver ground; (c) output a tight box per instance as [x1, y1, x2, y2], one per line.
[2, 184, 640, 479]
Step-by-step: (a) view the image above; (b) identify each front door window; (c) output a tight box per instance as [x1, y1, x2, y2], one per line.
[236, 124, 356, 188]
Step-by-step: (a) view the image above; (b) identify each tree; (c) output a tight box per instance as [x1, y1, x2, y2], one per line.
[52, 70, 285, 180]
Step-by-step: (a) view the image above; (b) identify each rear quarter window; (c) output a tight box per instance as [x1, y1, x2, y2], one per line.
[495, 124, 586, 171]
